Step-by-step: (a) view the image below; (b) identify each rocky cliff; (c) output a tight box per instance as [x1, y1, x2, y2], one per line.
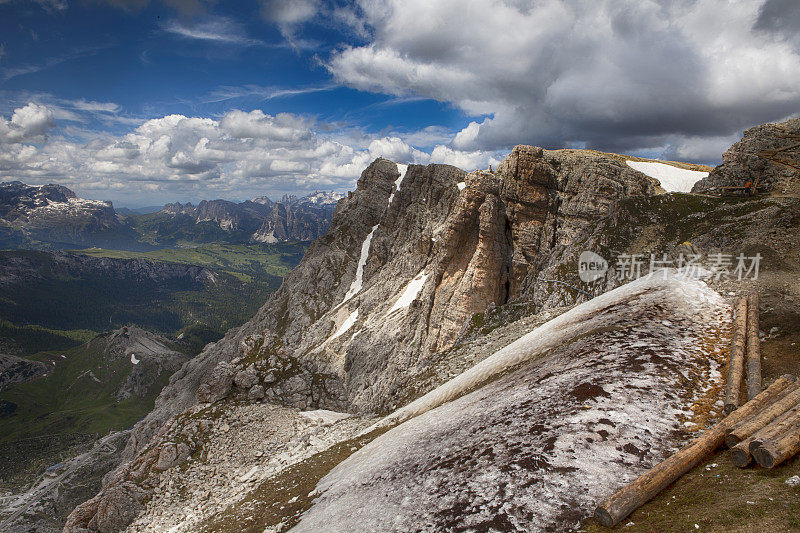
[692, 117, 800, 195]
[191, 146, 659, 415]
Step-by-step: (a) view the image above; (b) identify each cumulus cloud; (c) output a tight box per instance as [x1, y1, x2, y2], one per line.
[0, 103, 55, 143]
[328, 0, 800, 156]
[0, 103, 497, 203]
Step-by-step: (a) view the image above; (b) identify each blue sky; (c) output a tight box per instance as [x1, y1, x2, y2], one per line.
[0, 0, 798, 206]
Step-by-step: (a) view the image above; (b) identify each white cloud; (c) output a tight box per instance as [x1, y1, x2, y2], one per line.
[0, 103, 55, 143]
[429, 145, 500, 171]
[260, 0, 318, 25]
[70, 99, 121, 113]
[0, 103, 499, 204]
[328, 0, 800, 156]
[162, 17, 266, 46]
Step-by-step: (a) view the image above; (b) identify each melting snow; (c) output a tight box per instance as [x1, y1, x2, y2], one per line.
[625, 160, 709, 193]
[295, 271, 730, 533]
[387, 163, 408, 206]
[330, 309, 359, 342]
[374, 270, 726, 430]
[386, 271, 428, 315]
[338, 225, 379, 306]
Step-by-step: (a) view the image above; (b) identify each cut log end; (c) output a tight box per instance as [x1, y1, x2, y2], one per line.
[594, 507, 615, 527]
[725, 433, 742, 449]
[749, 439, 766, 455]
[730, 446, 752, 468]
[753, 447, 776, 469]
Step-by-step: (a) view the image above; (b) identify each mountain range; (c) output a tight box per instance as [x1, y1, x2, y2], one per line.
[0, 181, 343, 250]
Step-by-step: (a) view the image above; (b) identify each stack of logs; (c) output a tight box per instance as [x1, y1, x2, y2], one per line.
[596, 292, 800, 527]
[723, 293, 800, 470]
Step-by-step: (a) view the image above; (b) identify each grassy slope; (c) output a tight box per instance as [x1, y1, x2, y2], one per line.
[0, 335, 184, 485]
[0, 340, 169, 443]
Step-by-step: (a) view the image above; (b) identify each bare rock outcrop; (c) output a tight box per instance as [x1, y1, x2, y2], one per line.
[692, 118, 800, 195]
[0, 353, 47, 390]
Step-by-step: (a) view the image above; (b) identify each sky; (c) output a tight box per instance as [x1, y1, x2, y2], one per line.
[0, 0, 799, 207]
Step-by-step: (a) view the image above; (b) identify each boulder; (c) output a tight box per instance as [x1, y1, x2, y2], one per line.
[196, 361, 235, 403]
[248, 385, 265, 401]
[234, 368, 259, 389]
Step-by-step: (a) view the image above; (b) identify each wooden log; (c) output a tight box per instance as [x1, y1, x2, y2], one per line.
[752, 411, 800, 468]
[733, 405, 800, 468]
[749, 403, 800, 454]
[730, 439, 754, 468]
[724, 297, 748, 414]
[746, 292, 762, 401]
[725, 381, 800, 448]
[595, 375, 795, 527]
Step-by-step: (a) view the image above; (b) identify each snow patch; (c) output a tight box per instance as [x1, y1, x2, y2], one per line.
[625, 160, 708, 193]
[338, 225, 379, 306]
[295, 271, 730, 533]
[387, 163, 408, 206]
[394, 164, 408, 190]
[330, 309, 359, 342]
[387, 271, 428, 315]
[457, 182, 466, 191]
[373, 270, 726, 430]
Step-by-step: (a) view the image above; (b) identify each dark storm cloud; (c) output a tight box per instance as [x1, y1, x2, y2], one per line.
[329, 0, 800, 161]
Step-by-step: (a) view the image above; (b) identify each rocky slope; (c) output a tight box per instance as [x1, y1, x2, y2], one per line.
[62, 146, 671, 531]
[692, 117, 800, 195]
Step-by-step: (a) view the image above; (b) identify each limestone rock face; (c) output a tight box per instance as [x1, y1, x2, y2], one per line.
[124, 147, 657, 425]
[692, 118, 800, 195]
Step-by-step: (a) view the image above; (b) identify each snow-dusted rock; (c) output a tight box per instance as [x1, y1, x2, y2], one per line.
[294, 273, 730, 532]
